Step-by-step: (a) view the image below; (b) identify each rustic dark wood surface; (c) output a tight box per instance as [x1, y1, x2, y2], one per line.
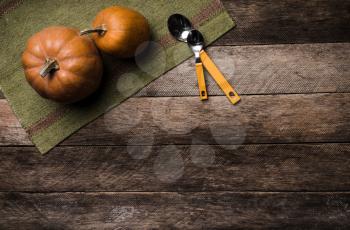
[1, 0, 350, 229]
[1, 192, 350, 229]
[1, 144, 350, 192]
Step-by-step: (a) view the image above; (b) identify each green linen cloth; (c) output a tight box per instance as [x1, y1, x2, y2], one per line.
[0, 0, 235, 154]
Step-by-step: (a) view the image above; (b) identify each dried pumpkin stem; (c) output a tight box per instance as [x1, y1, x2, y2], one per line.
[80, 25, 107, 36]
[40, 58, 59, 78]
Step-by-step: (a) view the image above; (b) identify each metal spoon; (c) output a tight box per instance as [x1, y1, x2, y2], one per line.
[167, 14, 192, 42]
[187, 30, 240, 105]
[167, 14, 208, 100]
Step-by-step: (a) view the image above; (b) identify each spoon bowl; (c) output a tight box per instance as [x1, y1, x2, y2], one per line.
[187, 30, 204, 55]
[167, 14, 193, 42]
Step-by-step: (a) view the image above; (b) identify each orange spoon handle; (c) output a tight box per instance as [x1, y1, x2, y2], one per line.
[195, 63, 208, 100]
[200, 50, 240, 105]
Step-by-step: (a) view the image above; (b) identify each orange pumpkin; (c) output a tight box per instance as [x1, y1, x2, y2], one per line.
[22, 26, 103, 103]
[81, 6, 150, 58]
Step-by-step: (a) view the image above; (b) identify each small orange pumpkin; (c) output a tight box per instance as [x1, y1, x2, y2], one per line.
[81, 6, 150, 58]
[22, 26, 103, 103]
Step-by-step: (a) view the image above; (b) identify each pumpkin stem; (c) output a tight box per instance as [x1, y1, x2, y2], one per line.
[40, 58, 59, 78]
[80, 25, 107, 36]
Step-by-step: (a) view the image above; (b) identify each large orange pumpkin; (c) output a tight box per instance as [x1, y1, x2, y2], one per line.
[81, 6, 150, 58]
[22, 26, 103, 103]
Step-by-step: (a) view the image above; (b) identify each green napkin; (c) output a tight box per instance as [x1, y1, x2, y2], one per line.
[0, 0, 235, 154]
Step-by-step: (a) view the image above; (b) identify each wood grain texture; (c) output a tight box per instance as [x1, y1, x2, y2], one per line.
[0, 100, 30, 145]
[0, 93, 349, 146]
[0, 144, 349, 192]
[219, 0, 350, 45]
[49, 93, 350, 146]
[2, 43, 349, 99]
[136, 43, 350, 97]
[0, 192, 349, 229]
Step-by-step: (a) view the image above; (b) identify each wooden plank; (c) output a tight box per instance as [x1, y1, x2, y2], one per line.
[219, 0, 350, 45]
[0, 100, 30, 145]
[0, 192, 349, 229]
[0, 144, 349, 192]
[66, 93, 350, 145]
[2, 43, 349, 99]
[136, 43, 350, 97]
[0, 93, 349, 146]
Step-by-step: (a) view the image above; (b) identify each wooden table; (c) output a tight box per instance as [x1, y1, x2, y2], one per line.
[1, 0, 350, 229]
